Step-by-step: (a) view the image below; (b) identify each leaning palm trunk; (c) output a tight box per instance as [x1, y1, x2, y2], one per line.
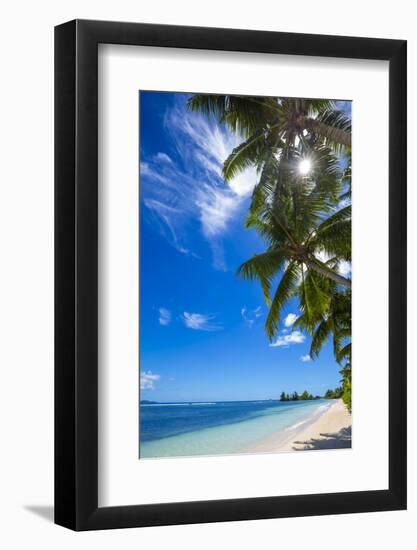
[306, 259, 352, 288]
[302, 117, 351, 148]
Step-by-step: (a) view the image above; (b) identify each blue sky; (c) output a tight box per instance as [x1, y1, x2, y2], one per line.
[139, 91, 349, 402]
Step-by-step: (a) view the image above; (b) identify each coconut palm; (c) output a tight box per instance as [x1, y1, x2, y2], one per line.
[189, 92, 352, 405]
[238, 147, 351, 340]
[188, 94, 351, 183]
[290, 262, 352, 411]
[239, 211, 351, 340]
[339, 362, 352, 411]
[294, 283, 351, 362]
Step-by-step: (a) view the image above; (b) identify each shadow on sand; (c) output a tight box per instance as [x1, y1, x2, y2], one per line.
[292, 426, 352, 451]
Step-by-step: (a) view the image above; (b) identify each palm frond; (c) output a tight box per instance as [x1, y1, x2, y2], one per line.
[188, 94, 279, 137]
[249, 155, 280, 216]
[336, 342, 352, 364]
[311, 206, 351, 261]
[187, 94, 229, 118]
[265, 261, 299, 340]
[310, 318, 332, 358]
[317, 105, 352, 133]
[301, 271, 331, 322]
[223, 129, 267, 180]
[237, 248, 288, 304]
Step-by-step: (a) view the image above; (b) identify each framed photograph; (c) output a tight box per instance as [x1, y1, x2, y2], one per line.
[55, 19, 407, 530]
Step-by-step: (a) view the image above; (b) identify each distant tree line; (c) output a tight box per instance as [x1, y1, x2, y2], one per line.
[280, 386, 348, 402]
[324, 387, 343, 399]
[280, 390, 320, 402]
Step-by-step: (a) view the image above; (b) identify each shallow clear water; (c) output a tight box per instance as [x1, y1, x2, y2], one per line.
[139, 399, 332, 458]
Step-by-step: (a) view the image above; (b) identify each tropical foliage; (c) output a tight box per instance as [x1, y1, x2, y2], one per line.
[189, 94, 352, 411]
[324, 387, 344, 399]
[280, 390, 316, 401]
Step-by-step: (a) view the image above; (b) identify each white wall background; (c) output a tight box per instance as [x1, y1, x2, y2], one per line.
[0, 1, 414, 548]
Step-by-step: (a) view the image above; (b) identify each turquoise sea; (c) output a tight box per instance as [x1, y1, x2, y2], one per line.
[139, 399, 332, 458]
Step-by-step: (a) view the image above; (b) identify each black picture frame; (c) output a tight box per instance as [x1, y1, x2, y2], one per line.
[55, 19, 407, 531]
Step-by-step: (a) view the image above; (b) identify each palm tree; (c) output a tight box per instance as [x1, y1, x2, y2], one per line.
[237, 145, 351, 340]
[188, 95, 351, 183]
[189, 92, 352, 407]
[295, 284, 351, 361]
[339, 362, 352, 411]
[294, 275, 352, 410]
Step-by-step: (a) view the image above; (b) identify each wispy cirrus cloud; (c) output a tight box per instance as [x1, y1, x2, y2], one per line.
[270, 330, 306, 348]
[140, 96, 257, 269]
[300, 354, 311, 362]
[158, 307, 171, 326]
[154, 152, 173, 164]
[140, 370, 161, 390]
[181, 312, 223, 332]
[241, 306, 263, 328]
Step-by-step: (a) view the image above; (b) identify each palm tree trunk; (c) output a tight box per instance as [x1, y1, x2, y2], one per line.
[306, 259, 352, 288]
[302, 118, 351, 148]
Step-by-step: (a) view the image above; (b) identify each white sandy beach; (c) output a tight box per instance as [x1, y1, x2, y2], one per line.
[247, 399, 351, 453]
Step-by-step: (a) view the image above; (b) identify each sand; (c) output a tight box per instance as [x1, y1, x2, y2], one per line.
[248, 399, 352, 453]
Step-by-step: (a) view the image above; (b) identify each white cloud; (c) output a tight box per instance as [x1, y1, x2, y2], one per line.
[284, 313, 298, 327]
[196, 185, 240, 237]
[140, 162, 170, 185]
[254, 306, 262, 318]
[143, 198, 194, 256]
[241, 306, 263, 327]
[300, 354, 311, 362]
[154, 152, 173, 164]
[141, 99, 258, 268]
[140, 370, 161, 390]
[270, 330, 306, 348]
[338, 260, 352, 277]
[209, 240, 227, 271]
[241, 307, 253, 328]
[158, 307, 171, 326]
[181, 312, 222, 331]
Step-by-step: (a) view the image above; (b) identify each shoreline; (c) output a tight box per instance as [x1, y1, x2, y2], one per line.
[246, 399, 352, 453]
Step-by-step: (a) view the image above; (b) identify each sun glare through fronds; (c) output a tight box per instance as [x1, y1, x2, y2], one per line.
[298, 158, 312, 175]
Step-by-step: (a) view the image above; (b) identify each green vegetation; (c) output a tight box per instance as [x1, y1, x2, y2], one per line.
[280, 390, 315, 401]
[189, 95, 352, 411]
[324, 388, 343, 399]
[339, 363, 352, 411]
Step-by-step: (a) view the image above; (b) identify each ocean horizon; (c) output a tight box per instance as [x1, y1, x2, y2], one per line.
[139, 398, 333, 458]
